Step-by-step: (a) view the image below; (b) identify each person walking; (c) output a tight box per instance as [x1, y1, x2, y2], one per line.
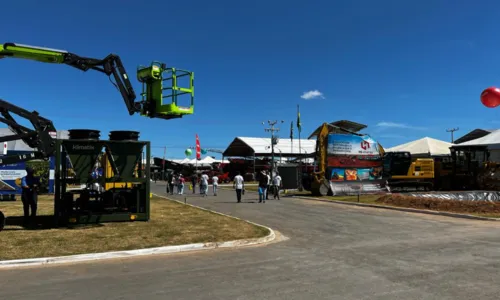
[233, 171, 244, 203]
[273, 172, 283, 200]
[21, 167, 39, 226]
[200, 172, 209, 197]
[191, 173, 198, 194]
[168, 173, 175, 195]
[265, 170, 271, 200]
[258, 170, 268, 203]
[165, 172, 171, 194]
[178, 175, 185, 195]
[172, 174, 178, 194]
[212, 174, 219, 196]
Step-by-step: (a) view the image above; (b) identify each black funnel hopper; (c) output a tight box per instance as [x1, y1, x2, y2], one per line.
[107, 131, 143, 178]
[65, 129, 103, 180]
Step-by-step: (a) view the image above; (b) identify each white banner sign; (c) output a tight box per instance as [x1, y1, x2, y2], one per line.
[0, 170, 26, 180]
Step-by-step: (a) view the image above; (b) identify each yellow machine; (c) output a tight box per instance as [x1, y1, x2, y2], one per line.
[391, 158, 435, 180]
[383, 152, 438, 191]
[101, 153, 137, 190]
[310, 123, 330, 195]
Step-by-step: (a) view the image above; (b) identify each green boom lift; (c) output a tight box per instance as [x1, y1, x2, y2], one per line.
[0, 42, 195, 231]
[0, 42, 195, 120]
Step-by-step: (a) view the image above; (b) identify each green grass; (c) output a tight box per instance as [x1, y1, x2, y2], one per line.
[0, 195, 269, 261]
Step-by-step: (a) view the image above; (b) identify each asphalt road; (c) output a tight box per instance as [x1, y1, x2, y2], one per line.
[2, 184, 500, 299]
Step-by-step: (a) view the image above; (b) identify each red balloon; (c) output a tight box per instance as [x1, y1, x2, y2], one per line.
[481, 87, 500, 108]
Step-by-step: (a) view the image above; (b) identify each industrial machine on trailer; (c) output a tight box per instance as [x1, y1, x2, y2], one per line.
[0, 42, 195, 231]
[381, 151, 436, 191]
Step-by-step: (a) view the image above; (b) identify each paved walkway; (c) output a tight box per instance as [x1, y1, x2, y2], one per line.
[2, 183, 500, 299]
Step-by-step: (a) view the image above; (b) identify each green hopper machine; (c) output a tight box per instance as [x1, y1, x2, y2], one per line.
[54, 129, 151, 226]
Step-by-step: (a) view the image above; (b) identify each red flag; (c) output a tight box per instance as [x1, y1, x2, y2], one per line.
[195, 134, 201, 160]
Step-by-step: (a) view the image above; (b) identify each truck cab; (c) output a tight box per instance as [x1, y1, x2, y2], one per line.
[382, 151, 412, 177]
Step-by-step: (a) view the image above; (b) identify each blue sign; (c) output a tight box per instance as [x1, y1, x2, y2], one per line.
[0, 153, 27, 194]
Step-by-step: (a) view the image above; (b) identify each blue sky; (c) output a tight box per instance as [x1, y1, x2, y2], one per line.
[1, 0, 500, 159]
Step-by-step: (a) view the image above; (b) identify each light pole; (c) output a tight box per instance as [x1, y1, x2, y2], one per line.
[263, 120, 284, 183]
[446, 127, 459, 143]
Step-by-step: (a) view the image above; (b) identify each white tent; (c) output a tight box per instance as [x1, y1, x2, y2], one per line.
[184, 156, 220, 166]
[453, 129, 500, 149]
[200, 156, 216, 164]
[166, 156, 228, 165]
[178, 158, 191, 164]
[385, 137, 452, 156]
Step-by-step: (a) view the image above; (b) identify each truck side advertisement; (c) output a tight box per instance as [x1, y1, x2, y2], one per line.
[327, 134, 384, 195]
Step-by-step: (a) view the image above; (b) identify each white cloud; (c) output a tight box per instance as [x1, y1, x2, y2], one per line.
[376, 122, 427, 130]
[300, 90, 325, 100]
[377, 134, 407, 139]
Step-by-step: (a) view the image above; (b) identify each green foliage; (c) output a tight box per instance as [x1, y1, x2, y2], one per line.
[26, 160, 50, 193]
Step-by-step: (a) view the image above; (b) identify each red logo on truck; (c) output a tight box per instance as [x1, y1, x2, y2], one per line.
[360, 140, 370, 150]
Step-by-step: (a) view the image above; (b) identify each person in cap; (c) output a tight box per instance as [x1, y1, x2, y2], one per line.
[21, 167, 39, 226]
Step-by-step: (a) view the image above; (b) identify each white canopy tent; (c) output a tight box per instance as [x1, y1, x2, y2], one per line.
[171, 156, 229, 166]
[385, 137, 452, 157]
[178, 158, 191, 164]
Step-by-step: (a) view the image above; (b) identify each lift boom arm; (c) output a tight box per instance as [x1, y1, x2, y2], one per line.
[0, 43, 139, 115]
[0, 99, 57, 165]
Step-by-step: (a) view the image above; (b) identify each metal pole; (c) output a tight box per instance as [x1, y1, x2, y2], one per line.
[298, 126, 302, 191]
[271, 132, 275, 179]
[162, 146, 166, 181]
[263, 120, 284, 183]
[253, 151, 256, 177]
[446, 127, 459, 143]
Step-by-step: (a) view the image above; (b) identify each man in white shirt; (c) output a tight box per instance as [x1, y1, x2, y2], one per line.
[266, 171, 271, 200]
[233, 171, 244, 203]
[273, 172, 283, 200]
[201, 173, 209, 197]
[212, 174, 219, 196]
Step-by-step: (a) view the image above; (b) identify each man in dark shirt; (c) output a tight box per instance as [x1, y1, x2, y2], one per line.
[166, 172, 174, 195]
[21, 167, 39, 226]
[191, 173, 198, 194]
[258, 171, 268, 203]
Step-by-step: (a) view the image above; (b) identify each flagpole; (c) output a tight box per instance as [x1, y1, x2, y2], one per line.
[297, 104, 302, 191]
[298, 105, 302, 157]
[162, 146, 167, 181]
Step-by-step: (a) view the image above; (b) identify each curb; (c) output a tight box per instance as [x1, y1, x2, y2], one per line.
[293, 195, 500, 222]
[0, 194, 276, 269]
